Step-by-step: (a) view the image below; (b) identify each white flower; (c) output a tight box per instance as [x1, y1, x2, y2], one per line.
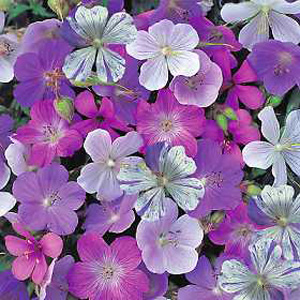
[221, 0, 300, 49]
[242, 106, 300, 186]
[126, 19, 200, 91]
[63, 5, 137, 82]
[219, 238, 300, 300]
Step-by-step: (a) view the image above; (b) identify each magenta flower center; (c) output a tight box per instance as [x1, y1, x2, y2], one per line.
[202, 171, 224, 187]
[274, 51, 294, 76]
[160, 119, 174, 132]
[168, 0, 190, 20]
[42, 124, 61, 143]
[24, 239, 43, 258]
[44, 68, 64, 88]
[236, 224, 253, 238]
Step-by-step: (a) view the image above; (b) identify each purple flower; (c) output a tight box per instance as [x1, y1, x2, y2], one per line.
[248, 40, 300, 96]
[83, 194, 137, 235]
[73, 91, 131, 138]
[209, 203, 258, 258]
[67, 233, 149, 300]
[14, 39, 74, 107]
[189, 139, 243, 218]
[39, 255, 75, 300]
[81, 0, 124, 14]
[136, 88, 205, 157]
[15, 100, 83, 167]
[5, 223, 63, 284]
[13, 163, 85, 235]
[170, 50, 223, 107]
[126, 19, 200, 90]
[0, 270, 29, 300]
[77, 129, 143, 200]
[178, 256, 233, 300]
[136, 198, 203, 274]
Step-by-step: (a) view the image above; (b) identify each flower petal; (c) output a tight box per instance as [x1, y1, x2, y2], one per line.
[0, 192, 16, 217]
[40, 233, 63, 258]
[12, 256, 35, 281]
[272, 153, 287, 186]
[221, 2, 260, 23]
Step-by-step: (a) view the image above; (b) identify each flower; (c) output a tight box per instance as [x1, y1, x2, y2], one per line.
[248, 40, 300, 96]
[38, 255, 74, 300]
[126, 19, 200, 91]
[5, 224, 63, 284]
[219, 238, 300, 300]
[14, 100, 83, 167]
[83, 194, 137, 235]
[242, 106, 300, 186]
[118, 143, 204, 221]
[136, 198, 203, 274]
[136, 88, 205, 157]
[221, 0, 300, 49]
[0, 11, 19, 83]
[73, 90, 130, 138]
[77, 129, 143, 200]
[189, 139, 243, 218]
[178, 256, 233, 300]
[14, 39, 74, 107]
[67, 233, 149, 300]
[169, 50, 223, 107]
[209, 203, 258, 258]
[62, 5, 137, 82]
[0, 270, 29, 300]
[224, 60, 265, 110]
[249, 184, 300, 260]
[13, 163, 85, 235]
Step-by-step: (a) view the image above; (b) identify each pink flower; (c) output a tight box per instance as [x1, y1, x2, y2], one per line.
[67, 233, 149, 300]
[136, 88, 205, 157]
[4, 223, 63, 284]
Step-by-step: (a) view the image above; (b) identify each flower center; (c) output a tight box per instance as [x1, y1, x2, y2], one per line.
[102, 266, 115, 280]
[256, 275, 268, 289]
[161, 46, 173, 56]
[236, 224, 252, 238]
[93, 38, 103, 48]
[106, 158, 115, 168]
[160, 119, 173, 132]
[261, 5, 270, 15]
[277, 216, 288, 227]
[156, 174, 169, 187]
[200, 171, 224, 187]
[44, 191, 61, 207]
[273, 51, 294, 76]
[0, 40, 14, 56]
[185, 73, 204, 90]
[158, 230, 181, 247]
[42, 125, 61, 144]
[168, 0, 190, 20]
[44, 68, 64, 88]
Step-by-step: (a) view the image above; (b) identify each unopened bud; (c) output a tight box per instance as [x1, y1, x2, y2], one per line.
[223, 107, 238, 120]
[247, 184, 261, 196]
[216, 114, 228, 132]
[54, 97, 74, 123]
[268, 95, 282, 107]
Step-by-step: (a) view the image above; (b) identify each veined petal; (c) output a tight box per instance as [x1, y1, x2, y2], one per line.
[63, 47, 96, 82]
[272, 153, 287, 186]
[242, 141, 275, 169]
[0, 161, 10, 190]
[148, 19, 174, 46]
[167, 50, 200, 77]
[258, 106, 280, 144]
[272, 0, 300, 14]
[139, 55, 168, 91]
[0, 192, 16, 217]
[269, 12, 300, 45]
[221, 2, 260, 23]
[103, 12, 137, 44]
[281, 109, 300, 144]
[283, 150, 300, 179]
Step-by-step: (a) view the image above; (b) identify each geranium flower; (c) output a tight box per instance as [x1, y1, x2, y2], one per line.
[136, 88, 205, 157]
[136, 198, 203, 274]
[5, 223, 63, 284]
[14, 100, 83, 167]
[126, 19, 200, 90]
[62, 5, 137, 82]
[169, 50, 223, 108]
[221, 0, 300, 49]
[67, 233, 149, 300]
[242, 106, 300, 186]
[249, 184, 300, 260]
[248, 40, 300, 96]
[77, 129, 143, 200]
[118, 143, 204, 221]
[219, 239, 300, 300]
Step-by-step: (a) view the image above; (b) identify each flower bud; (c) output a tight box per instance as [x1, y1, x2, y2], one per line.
[247, 184, 261, 196]
[54, 97, 74, 123]
[47, 0, 69, 19]
[216, 114, 228, 132]
[223, 107, 238, 120]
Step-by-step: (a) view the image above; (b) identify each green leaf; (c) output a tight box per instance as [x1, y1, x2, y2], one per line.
[0, 255, 13, 272]
[286, 89, 300, 115]
[8, 4, 30, 21]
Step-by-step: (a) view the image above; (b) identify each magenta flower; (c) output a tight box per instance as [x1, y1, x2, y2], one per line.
[5, 223, 63, 284]
[73, 91, 130, 138]
[67, 233, 149, 300]
[189, 139, 243, 218]
[209, 203, 258, 258]
[136, 88, 205, 157]
[13, 163, 85, 235]
[15, 100, 82, 167]
[224, 60, 265, 110]
[170, 50, 223, 107]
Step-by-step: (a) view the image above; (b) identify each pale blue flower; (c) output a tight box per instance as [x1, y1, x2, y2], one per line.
[117, 143, 204, 221]
[219, 238, 300, 300]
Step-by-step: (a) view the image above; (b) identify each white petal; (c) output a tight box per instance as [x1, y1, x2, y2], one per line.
[149, 19, 174, 47]
[242, 141, 275, 169]
[0, 161, 10, 190]
[258, 106, 280, 144]
[272, 153, 287, 186]
[126, 31, 161, 60]
[84, 129, 111, 162]
[281, 109, 300, 144]
[103, 12, 137, 44]
[63, 47, 96, 81]
[239, 13, 269, 50]
[0, 192, 16, 217]
[139, 55, 168, 91]
[283, 150, 300, 178]
[221, 2, 260, 23]
[0, 58, 14, 83]
[272, 0, 300, 14]
[269, 12, 300, 45]
[167, 50, 200, 77]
